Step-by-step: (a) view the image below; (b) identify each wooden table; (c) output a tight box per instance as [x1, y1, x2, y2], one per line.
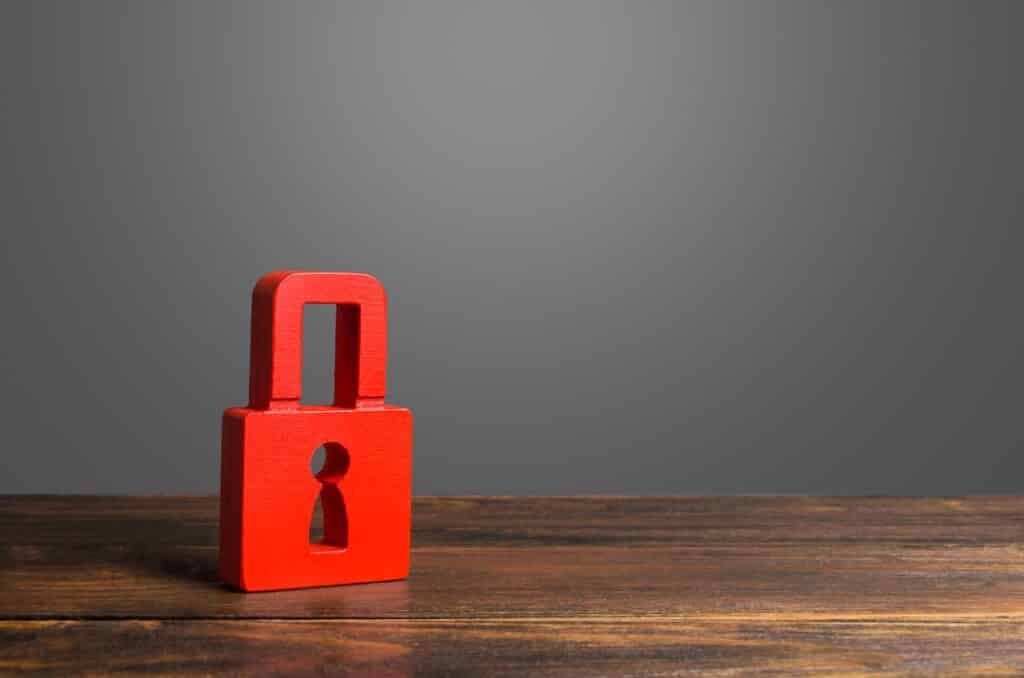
[2, 496, 1023, 676]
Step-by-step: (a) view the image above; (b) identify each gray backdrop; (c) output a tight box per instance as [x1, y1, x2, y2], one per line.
[2, 0, 1022, 495]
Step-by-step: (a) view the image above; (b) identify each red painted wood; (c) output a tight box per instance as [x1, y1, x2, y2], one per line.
[247, 271, 388, 410]
[220, 271, 413, 592]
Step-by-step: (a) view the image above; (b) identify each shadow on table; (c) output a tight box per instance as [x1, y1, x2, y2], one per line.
[4, 497, 414, 619]
[112, 542, 414, 617]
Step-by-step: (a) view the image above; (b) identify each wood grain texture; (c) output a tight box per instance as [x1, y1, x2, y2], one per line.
[2, 496, 1024, 675]
[5, 617, 1024, 677]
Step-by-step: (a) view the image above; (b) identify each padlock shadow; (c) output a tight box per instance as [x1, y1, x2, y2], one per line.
[66, 502, 412, 617]
[117, 541, 414, 616]
[50, 511, 222, 591]
[113, 536, 414, 618]
[112, 543, 224, 589]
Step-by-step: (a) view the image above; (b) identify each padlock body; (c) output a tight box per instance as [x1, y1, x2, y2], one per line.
[219, 405, 413, 592]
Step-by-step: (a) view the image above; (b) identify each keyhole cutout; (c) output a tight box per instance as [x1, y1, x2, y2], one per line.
[309, 443, 350, 550]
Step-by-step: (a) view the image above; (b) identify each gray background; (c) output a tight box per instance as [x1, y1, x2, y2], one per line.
[2, 0, 1022, 495]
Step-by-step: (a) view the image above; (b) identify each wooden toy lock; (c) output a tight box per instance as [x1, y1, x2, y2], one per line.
[219, 271, 413, 592]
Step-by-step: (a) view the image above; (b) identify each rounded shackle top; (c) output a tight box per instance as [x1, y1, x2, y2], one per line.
[247, 271, 388, 409]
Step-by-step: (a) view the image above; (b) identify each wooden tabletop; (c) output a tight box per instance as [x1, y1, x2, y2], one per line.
[2, 496, 1023, 676]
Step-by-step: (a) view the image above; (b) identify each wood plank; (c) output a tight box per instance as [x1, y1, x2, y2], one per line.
[2, 496, 1024, 620]
[4, 617, 1024, 677]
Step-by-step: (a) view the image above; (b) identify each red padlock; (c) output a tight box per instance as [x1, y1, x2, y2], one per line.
[219, 271, 413, 592]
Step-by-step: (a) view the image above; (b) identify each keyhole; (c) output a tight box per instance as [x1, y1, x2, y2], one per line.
[309, 443, 350, 549]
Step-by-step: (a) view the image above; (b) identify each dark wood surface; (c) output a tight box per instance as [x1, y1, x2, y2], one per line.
[2, 496, 1023, 675]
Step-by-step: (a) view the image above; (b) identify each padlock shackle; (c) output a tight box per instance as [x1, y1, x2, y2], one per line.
[248, 271, 388, 409]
